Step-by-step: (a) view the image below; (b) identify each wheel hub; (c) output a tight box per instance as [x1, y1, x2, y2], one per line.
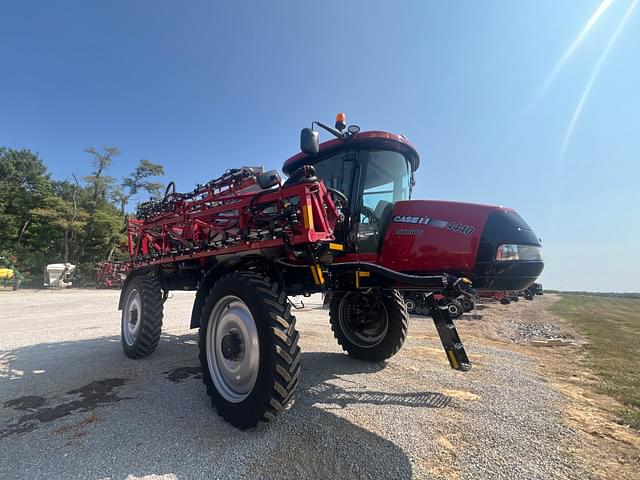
[206, 296, 260, 403]
[220, 329, 244, 361]
[339, 292, 389, 348]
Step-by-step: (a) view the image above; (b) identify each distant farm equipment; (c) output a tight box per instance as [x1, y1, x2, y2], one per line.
[0, 256, 23, 290]
[96, 261, 130, 289]
[474, 283, 544, 305]
[403, 291, 475, 318]
[44, 263, 75, 288]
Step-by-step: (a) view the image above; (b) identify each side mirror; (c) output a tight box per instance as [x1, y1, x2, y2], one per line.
[300, 128, 319, 155]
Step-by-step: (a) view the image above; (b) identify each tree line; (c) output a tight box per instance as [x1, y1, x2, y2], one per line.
[0, 146, 164, 286]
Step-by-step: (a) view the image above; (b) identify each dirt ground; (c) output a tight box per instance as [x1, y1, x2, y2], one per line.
[0, 289, 638, 479]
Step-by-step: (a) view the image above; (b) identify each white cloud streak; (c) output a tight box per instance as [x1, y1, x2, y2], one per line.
[558, 0, 639, 163]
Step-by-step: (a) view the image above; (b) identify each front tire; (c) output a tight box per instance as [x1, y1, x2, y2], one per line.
[121, 275, 163, 359]
[330, 289, 408, 362]
[198, 271, 301, 428]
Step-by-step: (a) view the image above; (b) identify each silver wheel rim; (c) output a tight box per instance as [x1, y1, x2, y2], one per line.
[206, 295, 260, 403]
[338, 293, 388, 348]
[123, 289, 142, 346]
[448, 303, 460, 316]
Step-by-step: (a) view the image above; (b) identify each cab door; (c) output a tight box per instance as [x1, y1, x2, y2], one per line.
[312, 149, 360, 251]
[354, 150, 412, 254]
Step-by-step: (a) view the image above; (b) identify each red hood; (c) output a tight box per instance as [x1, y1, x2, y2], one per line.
[380, 200, 507, 274]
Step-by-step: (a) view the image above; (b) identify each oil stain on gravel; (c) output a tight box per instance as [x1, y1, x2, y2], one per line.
[3, 395, 47, 411]
[1, 378, 128, 438]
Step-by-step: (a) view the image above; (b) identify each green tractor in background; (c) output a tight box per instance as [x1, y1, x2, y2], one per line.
[0, 256, 24, 291]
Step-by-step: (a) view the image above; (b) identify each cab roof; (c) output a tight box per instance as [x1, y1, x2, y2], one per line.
[282, 130, 420, 175]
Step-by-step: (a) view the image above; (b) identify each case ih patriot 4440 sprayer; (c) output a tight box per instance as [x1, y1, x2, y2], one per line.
[119, 114, 543, 428]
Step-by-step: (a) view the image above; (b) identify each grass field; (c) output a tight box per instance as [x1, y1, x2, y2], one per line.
[550, 295, 640, 429]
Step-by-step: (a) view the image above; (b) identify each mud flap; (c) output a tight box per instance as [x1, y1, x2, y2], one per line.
[425, 293, 472, 371]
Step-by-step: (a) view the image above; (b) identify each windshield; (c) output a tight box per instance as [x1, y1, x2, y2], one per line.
[362, 150, 411, 213]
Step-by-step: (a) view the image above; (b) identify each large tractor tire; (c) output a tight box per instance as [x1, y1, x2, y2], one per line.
[330, 289, 408, 362]
[121, 275, 163, 358]
[500, 297, 511, 305]
[198, 271, 300, 429]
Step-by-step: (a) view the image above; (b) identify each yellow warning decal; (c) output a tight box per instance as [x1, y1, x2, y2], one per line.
[329, 242, 344, 251]
[354, 270, 371, 289]
[302, 205, 314, 230]
[310, 264, 325, 285]
[314, 264, 325, 285]
[447, 350, 460, 370]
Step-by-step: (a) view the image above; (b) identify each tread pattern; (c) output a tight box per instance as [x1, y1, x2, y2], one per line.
[121, 274, 163, 359]
[330, 289, 408, 362]
[198, 271, 301, 428]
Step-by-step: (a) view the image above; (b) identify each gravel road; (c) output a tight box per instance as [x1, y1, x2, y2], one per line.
[0, 289, 589, 479]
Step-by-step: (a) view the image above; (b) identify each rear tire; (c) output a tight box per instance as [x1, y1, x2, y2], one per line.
[198, 271, 301, 428]
[500, 297, 510, 305]
[121, 275, 163, 358]
[330, 289, 408, 362]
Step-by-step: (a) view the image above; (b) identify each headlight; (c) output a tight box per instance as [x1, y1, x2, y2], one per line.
[496, 244, 543, 262]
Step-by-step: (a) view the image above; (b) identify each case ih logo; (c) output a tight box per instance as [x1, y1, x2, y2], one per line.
[393, 216, 475, 236]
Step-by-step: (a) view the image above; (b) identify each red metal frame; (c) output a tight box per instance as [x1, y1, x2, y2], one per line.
[96, 261, 130, 288]
[127, 168, 339, 267]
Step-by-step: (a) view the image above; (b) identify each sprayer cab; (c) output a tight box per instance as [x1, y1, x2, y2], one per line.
[285, 114, 544, 291]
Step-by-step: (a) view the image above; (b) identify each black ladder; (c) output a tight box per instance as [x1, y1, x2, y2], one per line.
[424, 293, 472, 371]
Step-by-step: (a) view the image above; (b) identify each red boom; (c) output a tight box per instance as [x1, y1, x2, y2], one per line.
[126, 167, 340, 268]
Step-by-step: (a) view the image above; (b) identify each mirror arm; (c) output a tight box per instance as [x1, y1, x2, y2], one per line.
[312, 121, 346, 140]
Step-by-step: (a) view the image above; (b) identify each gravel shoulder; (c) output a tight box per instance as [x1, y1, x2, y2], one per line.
[0, 290, 629, 479]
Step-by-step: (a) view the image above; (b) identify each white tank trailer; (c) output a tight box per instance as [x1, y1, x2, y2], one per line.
[44, 263, 76, 288]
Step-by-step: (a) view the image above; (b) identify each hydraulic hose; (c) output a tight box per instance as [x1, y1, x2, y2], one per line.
[329, 262, 456, 290]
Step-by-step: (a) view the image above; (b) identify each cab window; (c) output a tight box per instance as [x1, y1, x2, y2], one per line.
[313, 152, 354, 201]
[358, 150, 411, 252]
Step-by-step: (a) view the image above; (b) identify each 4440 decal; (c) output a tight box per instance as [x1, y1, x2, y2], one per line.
[392, 215, 476, 236]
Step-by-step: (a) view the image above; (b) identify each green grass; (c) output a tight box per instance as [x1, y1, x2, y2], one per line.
[550, 295, 640, 430]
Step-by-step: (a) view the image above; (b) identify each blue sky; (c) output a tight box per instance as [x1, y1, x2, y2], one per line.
[1, 0, 638, 292]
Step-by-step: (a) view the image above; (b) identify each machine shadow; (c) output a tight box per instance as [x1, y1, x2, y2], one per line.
[299, 351, 452, 409]
[0, 332, 455, 478]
